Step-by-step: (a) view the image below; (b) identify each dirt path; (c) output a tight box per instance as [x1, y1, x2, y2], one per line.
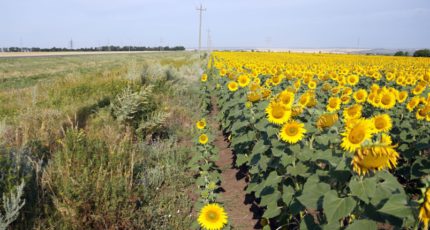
[210, 101, 260, 229]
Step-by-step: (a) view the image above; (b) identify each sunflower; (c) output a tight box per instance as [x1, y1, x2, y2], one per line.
[278, 90, 295, 107]
[262, 88, 272, 98]
[407, 96, 421, 111]
[201, 74, 208, 82]
[326, 97, 341, 112]
[198, 203, 228, 230]
[247, 91, 261, 102]
[271, 75, 282, 85]
[196, 119, 207, 130]
[343, 104, 362, 120]
[238, 74, 250, 87]
[322, 82, 332, 91]
[291, 106, 303, 117]
[347, 74, 359, 86]
[397, 91, 408, 103]
[378, 91, 396, 109]
[227, 81, 239, 92]
[353, 89, 368, 103]
[352, 145, 399, 175]
[308, 80, 317, 89]
[341, 119, 374, 152]
[298, 93, 310, 108]
[199, 134, 209, 145]
[266, 100, 291, 125]
[419, 188, 430, 230]
[372, 114, 392, 133]
[316, 113, 339, 130]
[280, 120, 307, 144]
[294, 79, 301, 89]
[341, 94, 351, 104]
[416, 106, 430, 120]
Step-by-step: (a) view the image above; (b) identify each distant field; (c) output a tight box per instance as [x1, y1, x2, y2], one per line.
[0, 51, 160, 58]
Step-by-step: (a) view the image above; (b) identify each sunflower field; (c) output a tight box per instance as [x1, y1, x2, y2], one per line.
[202, 52, 430, 229]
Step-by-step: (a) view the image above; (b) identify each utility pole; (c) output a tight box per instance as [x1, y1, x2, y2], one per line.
[207, 29, 212, 53]
[196, 4, 206, 57]
[70, 39, 73, 50]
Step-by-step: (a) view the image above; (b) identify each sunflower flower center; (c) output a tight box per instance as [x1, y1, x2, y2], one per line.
[272, 105, 285, 119]
[375, 118, 386, 130]
[206, 211, 219, 222]
[348, 127, 366, 144]
[381, 94, 392, 105]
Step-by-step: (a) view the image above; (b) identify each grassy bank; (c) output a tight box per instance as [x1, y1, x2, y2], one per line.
[0, 52, 202, 229]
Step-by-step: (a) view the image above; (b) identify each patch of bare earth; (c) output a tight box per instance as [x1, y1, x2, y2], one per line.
[210, 100, 260, 229]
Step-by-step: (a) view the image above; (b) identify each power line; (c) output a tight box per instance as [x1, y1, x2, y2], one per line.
[196, 4, 206, 56]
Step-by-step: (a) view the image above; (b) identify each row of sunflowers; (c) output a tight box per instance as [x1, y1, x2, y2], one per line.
[204, 51, 430, 229]
[189, 73, 229, 230]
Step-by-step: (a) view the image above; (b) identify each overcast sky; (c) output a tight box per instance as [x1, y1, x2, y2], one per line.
[1, 0, 429, 49]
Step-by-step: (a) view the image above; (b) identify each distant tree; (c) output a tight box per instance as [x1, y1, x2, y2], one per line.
[394, 51, 406, 56]
[413, 49, 430, 57]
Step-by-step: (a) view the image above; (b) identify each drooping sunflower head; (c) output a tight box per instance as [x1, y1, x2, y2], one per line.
[326, 97, 341, 112]
[196, 119, 207, 130]
[316, 113, 339, 130]
[227, 81, 239, 92]
[201, 74, 208, 82]
[199, 134, 209, 145]
[341, 119, 374, 152]
[343, 104, 362, 120]
[266, 100, 291, 125]
[353, 89, 368, 103]
[419, 188, 430, 230]
[198, 203, 228, 230]
[279, 120, 307, 144]
[278, 90, 295, 107]
[352, 144, 399, 175]
[247, 91, 261, 102]
[372, 114, 392, 133]
[262, 88, 272, 99]
[238, 74, 251, 87]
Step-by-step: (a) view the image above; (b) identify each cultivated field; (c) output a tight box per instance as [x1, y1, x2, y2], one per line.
[1, 51, 430, 230]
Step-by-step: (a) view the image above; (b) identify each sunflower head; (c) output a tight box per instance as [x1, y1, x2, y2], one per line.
[419, 188, 430, 230]
[378, 91, 396, 109]
[352, 144, 399, 175]
[326, 97, 341, 112]
[316, 113, 339, 130]
[199, 134, 209, 145]
[347, 74, 359, 86]
[266, 100, 291, 125]
[341, 119, 374, 152]
[238, 74, 250, 87]
[198, 203, 228, 230]
[278, 90, 295, 107]
[372, 114, 392, 133]
[280, 120, 307, 144]
[247, 91, 261, 102]
[196, 119, 207, 130]
[397, 91, 408, 103]
[227, 81, 239, 92]
[353, 89, 368, 103]
[308, 80, 317, 89]
[343, 104, 362, 120]
[407, 97, 421, 111]
[201, 74, 208, 82]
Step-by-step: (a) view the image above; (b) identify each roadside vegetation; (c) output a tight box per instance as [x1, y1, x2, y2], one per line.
[0, 52, 202, 229]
